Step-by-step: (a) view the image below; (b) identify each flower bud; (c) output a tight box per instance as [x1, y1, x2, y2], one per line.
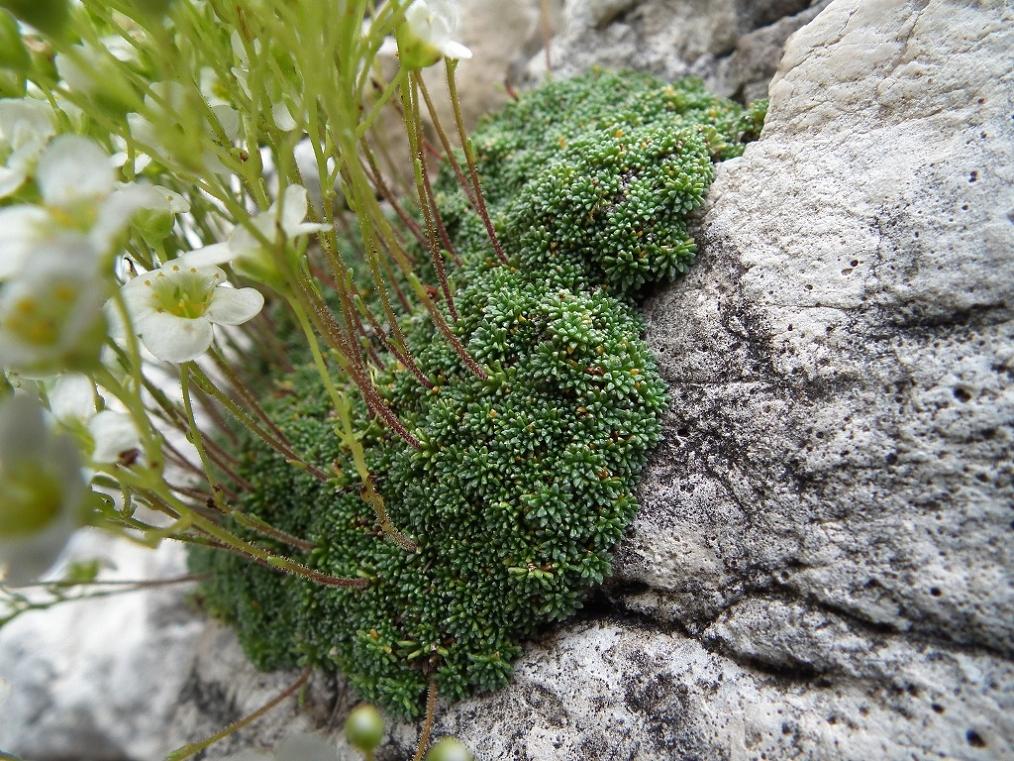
[344, 703, 384, 753]
[426, 737, 473, 761]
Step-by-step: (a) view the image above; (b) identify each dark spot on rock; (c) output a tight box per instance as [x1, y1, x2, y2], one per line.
[932, 703, 945, 714]
[969, 170, 978, 183]
[850, 259, 859, 267]
[885, 452, 898, 465]
[930, 587, 942, 597]
[966, 729, 987, 748]
[953, 387, 972, 402]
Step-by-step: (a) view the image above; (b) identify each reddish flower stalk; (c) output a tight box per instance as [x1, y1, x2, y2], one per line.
[402, 74, 459, 322]
[445, 59, 509, 266]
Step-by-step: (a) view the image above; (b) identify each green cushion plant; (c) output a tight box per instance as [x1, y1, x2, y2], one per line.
[193, 69, 766, 717]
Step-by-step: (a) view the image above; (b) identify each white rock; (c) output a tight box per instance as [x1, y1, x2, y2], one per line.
[620, 0, 1014, 659]
[0, 533, 204, 760]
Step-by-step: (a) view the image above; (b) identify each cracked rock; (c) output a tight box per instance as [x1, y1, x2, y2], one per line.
[526, 0, 833, 101]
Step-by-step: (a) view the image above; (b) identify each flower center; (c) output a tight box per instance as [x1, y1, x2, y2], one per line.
[0, 463, 63, 537]
[148, 268, 216, 319]
[2, 281, 79, 347]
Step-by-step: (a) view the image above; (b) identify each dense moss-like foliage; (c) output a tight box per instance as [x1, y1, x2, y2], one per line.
[192, 70, 765, 716]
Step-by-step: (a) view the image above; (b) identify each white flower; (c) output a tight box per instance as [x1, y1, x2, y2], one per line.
[47, 374, 141, 465]
[395, 0, 472, 68]
[120, 262, 264, 363]
[0, 136, 182, 277]
[0, 98, 56, 198]
[36, 132, 116, 207]
[0, 236, 109, 375]
[47, 373, 96, 423]
[0, 394, 88, 586]
[229, 184, 330, 254]
[55, 48, 97, 94]
[181, 184, 328, 285]
[88, 410, 140, 464]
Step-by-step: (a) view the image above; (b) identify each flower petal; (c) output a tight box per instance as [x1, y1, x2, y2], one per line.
[0, 205, 48, 279]
[440, 40, 473, 60]
[179, 243, 236, 268]
[0, 164, 28, 199]
[0, 394, 48, 465]
[272, 101, 298, 132]
[212, 104, 240, 142]
[37, 135, 115, 208]
[0, 98, 55, 151]
[206, 286, 264, 326]
[88, 410, 140, 464]
[135, 311, 214, 363]
[279, 184, 310, 234]
[49, 374, 96, 423]
[0, 514, 77, 585]
[91, 184, 166, 253]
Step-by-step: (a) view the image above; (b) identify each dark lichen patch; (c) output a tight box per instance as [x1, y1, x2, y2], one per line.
[192, 70, 766, 716]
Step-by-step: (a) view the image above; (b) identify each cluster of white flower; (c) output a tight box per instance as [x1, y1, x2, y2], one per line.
[0, 0, 474, 617]
[0, 87, 290, 581]
[1, 0, 489, 754]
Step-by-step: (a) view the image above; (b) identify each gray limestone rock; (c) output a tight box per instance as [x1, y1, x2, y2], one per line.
[0, 537, 204, 761]
[527, 0, 833, 101]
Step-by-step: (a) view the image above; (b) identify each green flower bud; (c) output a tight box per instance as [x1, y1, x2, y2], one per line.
[426, 737, 473, 761]
[0, 0, 69, 37]
[345, 703, 384, 752]
[394, 23, 441, 71]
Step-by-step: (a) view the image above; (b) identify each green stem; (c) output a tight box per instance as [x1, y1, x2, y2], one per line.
[288, 297, 418, 553]
[186, 363, 330, 482]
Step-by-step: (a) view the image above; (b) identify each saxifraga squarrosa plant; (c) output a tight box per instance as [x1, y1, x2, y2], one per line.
[193, 69, 766, 717]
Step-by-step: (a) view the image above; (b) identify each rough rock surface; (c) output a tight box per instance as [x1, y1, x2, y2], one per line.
[0, 536, 203, 761]
[3, 1, 1013, 759]
[527, 0, 833, 102]
[179, 2, 1014, 759]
